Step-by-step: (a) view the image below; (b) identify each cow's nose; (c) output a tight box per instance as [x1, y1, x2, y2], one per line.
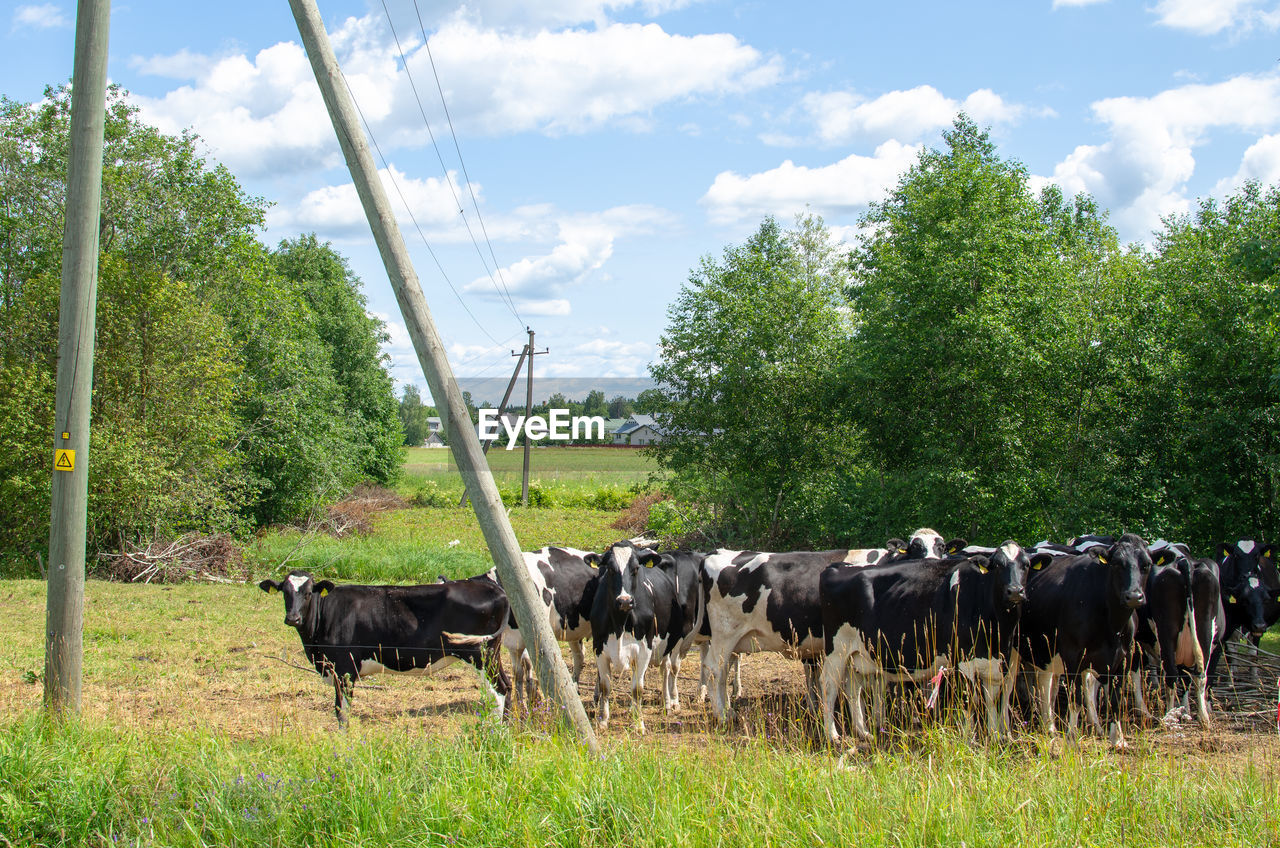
[615, 594, 634, 613]
[285, 614, 301, 626]
[1124, 590, 1145, 608]
[1005, 586, 1025, 604]
[1251, 625, 1267, 637]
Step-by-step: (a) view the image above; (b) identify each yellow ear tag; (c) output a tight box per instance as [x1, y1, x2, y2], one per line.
[1228, 595, 1237, 604]
[268, 586, 277, 594]
[1097, 554, 1108, 565]
[977, 564, 988, 574]
[1032, 562, 1042, 570]
[898, 548, 907, 554]
[320, 588, 329, 597]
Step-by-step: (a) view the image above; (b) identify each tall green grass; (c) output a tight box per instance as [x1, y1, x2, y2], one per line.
[2, 717, 1276, 847]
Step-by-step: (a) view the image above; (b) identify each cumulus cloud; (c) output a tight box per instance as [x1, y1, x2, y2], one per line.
[1048, 71, 1280, 237]
[12, 3, 67, 30]
[701, 140, 922, 225]
[267, 165, 469, 237]
[1214, 133, 1280, 195]
[463, 205, 670, 315]
[1150, 0, 1280, 35]
[127, 14, 779, 179]
[766, 85, 1030, 148]
[541, 337, 654, 377]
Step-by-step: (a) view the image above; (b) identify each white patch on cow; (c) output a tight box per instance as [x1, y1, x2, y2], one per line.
[999, 542, 1020, 562]
[821, 622, 869, 742]
[949, 569, 961, 590]
[909, 528, 945, 559]
[287, 574, 308, 592]
[1238, 540, 1256, 554]
[957, 658, 1003, 683]
[1249, 577, 1261, 589]
[1174, 620, 1198, 668]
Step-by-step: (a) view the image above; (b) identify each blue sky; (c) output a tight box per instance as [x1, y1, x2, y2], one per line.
[5, 0, 1280, 398]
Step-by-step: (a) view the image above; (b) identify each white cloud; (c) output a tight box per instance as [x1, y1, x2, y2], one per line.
[772, 85, 1028, 148]
[701, 140, 922, 225]
[267, 165, 468, 236]
[1151, 0, 1280, 35]
[1214, 133, 1280, 195]
[127, 15, 779, 179]
[420, 0, 702, 32]
[463, 205, 670, 315]
[1048, 72, 1280, 237]
[12, 3, 67, 30]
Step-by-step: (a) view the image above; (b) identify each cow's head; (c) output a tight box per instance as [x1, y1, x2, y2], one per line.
[964, 541, 1028, 608]
[1218, 540, 1274, 637]
[907, 528, 946, 560]
[1099, 534, 1151, 610]
[259, 570, 335, 629]
[597, 543, 650, 616]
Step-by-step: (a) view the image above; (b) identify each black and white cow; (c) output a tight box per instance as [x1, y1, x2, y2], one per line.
[259, 570, 510, 726]
[590, 543, 702, 732]
[500, 546, 601, 703]
[1217, 539, 1278, 644]
[1020, 534, 1153, 745]
[819, 541, 1029, 743]
[700, 543, 892, 723]
[1131, 542, 1222, 726]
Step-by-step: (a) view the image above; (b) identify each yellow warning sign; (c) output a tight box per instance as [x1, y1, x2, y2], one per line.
[54, 449, 75, 471]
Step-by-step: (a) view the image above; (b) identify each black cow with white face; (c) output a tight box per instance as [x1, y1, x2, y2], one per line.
[1217, 540, 1278, 644]
[499, 546, 601, 704]
[590, 543, 699, 732]
[259, 570, 510, 727]
[1021, 534, 1153, 745]
[819, 541, 1029, 743]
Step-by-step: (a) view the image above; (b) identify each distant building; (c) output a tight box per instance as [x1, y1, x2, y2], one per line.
[612, 414, 664, 446]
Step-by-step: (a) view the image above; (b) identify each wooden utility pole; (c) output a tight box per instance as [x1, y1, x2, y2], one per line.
[45, 0, 111, 717]
[288, 0, 598, 753]
[520, 328, 549, 507]
[458, 343, 529, 508]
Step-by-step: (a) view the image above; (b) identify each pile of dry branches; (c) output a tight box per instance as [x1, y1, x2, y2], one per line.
[316, 483, 408, 538]
[96, 534, 246, 584]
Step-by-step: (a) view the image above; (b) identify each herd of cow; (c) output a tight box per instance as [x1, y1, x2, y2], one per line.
[258, 530, 1278, 747]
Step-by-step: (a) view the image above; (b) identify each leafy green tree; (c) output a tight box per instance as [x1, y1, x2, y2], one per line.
[650, 215, 860, 544]
[272, 235, 403, 484]
[582, 389, 608, 418]
[607, 395, 633, 418]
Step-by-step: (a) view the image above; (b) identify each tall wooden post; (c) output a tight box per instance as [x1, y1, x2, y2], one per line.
[288, 0, 598, 753]
[519, 327, 548, 507]
[45, 0, 111, 717]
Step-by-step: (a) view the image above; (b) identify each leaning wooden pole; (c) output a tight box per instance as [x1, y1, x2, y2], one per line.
[45, 0, 111, 717]
[288, 0, 598, 753]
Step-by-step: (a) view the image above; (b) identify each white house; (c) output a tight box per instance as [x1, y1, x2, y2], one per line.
[612, 414, 664, 446]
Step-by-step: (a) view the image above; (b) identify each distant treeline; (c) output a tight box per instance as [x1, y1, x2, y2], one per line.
[398, 385, 662, 446]
[650, 116, 1279, 551]
[0, 85, 402, 573]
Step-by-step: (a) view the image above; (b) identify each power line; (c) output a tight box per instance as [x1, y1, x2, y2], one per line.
[379, 0, 525, 328]
[335, 66, 505, 347]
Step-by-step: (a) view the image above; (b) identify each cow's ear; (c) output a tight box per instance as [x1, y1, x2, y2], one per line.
[258, 579, 281, 594]
[583, 553, 602, 567]
[945, 538, 967, 555]
[1029, 552, 1054, 571]
[638, 551, 663, 568]
[971, 556, 989, 574]
[1227, 594, 1238, 604]
[1096, 551, 1109, 565]
[1216, 542, 1233, 561]
[314, 580, 335, 597]
[1153, 549, 1176, 567]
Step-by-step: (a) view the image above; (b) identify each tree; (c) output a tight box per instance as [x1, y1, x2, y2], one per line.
[650, 215, 860, 544]
[607, 395, 633, 418]
[582, 389, 608, 418]
[272, 235, 403, 484]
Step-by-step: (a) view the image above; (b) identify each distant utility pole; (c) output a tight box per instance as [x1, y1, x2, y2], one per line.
[458, 342, 529, 508]
[288, 0, 598, 753]
[520, 327, 549, 507]
[45, 0, 111, 718]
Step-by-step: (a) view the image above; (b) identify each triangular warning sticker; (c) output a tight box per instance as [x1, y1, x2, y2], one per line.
[54, 449, 75, 471]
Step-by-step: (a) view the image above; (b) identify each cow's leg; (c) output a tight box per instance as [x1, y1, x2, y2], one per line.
[1035, 669, 1058, 734]
[1083, 670, 1105, 735]
[1064, 674, 1084, 738]
[333, 673, 353, 729]
[594, 654, 612, 729]
[665, 653, 681, 712]
[570, 640, 585, 685]
[802, 657, 821, 715]
[998, 652, 1020, 739]
[631, 645, 652, 734]
[476, 644, 510, 721]
[706, 637, 737, 724]
[1130, 670, 1152, 721]
[698, 642, 711, 702]
[820, 651, 848, 744]
[848, 672, 873, 743]
[505, 645, 526, 708]
[730, 653, 742, 700]
[870, 675, 888, 737]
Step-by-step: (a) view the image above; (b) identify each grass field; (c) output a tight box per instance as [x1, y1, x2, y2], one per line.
[5, 448, 1280, 846]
